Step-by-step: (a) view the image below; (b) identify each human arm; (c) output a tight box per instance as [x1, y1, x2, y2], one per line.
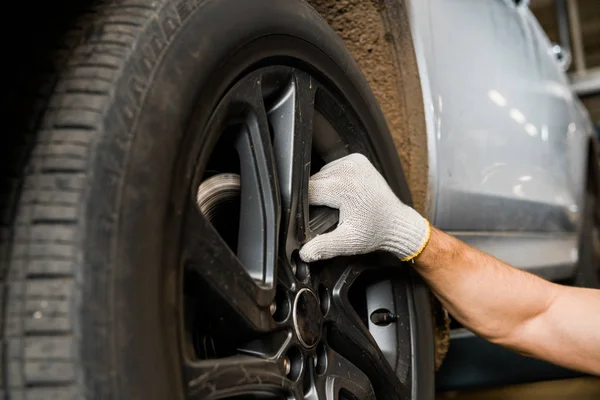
[299, 153, 600, 375]
[416, 226, 600, 375]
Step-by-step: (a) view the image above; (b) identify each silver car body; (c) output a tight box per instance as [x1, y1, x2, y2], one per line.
[407, 0, 594, 280]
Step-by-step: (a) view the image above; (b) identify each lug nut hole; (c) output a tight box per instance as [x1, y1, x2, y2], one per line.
[285, 346, 303, 380]
[318, 284, 330, 315]
[296, 261, 310, 281]
[315, 343, 328, 375]
[292, 251, 310, 281]
[272, 285, 291, 323]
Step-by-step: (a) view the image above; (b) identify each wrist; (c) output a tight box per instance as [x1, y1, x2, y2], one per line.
[413, 226, 457, 271]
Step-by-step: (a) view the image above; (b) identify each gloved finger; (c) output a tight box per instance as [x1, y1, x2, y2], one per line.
[307, 177, 342, 208]
[299, 225, 356, 262]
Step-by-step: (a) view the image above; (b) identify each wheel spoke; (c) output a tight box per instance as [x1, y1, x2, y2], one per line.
[306, 346, 375, 400]
[327, 260, 410, 400]
[234, 77, 281, 287]
[309, 207, 339, 236]
[183, 205, 275, 332]
[239, 329, 292, 359]
[268, 70, 316, 253]
[183, 355, 298, 400]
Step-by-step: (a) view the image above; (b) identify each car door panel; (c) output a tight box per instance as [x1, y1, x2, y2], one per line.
[407, 0, 583, 233]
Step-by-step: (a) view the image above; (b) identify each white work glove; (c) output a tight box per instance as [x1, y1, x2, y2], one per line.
[299, 153, 430, 262]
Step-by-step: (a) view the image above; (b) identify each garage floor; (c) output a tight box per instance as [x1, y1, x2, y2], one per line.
[436, 378, 600, 400]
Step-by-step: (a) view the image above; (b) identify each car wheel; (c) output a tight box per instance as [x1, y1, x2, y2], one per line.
[1, 0, 435, 398]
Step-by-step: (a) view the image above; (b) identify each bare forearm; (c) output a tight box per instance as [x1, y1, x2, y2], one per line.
[414, 227, 600, 375]
[414, 227, 556, 342]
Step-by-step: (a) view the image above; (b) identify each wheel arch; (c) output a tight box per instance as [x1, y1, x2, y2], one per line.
[307, 0, 431, 216]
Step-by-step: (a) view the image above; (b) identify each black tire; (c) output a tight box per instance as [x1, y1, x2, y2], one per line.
[575, 184, 600, 288]
[574, 140, 600, 289]
[1, 0, 435, 398]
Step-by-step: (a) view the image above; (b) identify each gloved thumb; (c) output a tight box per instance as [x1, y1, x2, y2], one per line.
[299, 225, 354, 262]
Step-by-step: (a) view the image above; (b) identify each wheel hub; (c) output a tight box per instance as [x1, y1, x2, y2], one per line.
[293, 288, 323, 348]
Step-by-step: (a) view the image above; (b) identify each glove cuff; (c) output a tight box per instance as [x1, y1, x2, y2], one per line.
[382, 210, 431, 261]
[400, 219, 431, 261]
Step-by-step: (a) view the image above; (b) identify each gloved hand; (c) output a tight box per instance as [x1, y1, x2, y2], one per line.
[299, 153, 430, 262]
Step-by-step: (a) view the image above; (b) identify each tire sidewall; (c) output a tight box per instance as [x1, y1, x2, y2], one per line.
[576, 190, 600, 288]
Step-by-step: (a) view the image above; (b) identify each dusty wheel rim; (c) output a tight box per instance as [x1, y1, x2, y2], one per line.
[177, 64, 424, 400]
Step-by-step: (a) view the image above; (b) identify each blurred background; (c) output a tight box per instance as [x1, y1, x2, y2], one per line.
[532, 0, 600, 132]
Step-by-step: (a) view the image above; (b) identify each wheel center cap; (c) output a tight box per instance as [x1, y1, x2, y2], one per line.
[293, 288, 322, 348]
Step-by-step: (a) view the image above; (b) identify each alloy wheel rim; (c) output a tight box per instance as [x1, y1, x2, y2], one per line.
[177, 65, 414, 400]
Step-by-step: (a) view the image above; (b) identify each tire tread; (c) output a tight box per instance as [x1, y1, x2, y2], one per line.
[1, 0, 165, 396]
